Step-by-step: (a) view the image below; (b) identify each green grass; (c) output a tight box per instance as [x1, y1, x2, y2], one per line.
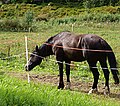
[0, 74, 120, 106]
[0, 21, 120, 77]
[0, 21, 120, 105]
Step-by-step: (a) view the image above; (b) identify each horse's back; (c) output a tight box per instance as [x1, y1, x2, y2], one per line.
[52, 32, 110, 62]
[54, 32, 108, 50]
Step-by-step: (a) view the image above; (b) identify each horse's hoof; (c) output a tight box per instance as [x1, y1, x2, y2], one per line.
[88, 88, 98, 95]
[58, 86, 64, 89]
[58, 83, 64, 89]
[65, 82, 71, 89]
[103, 87, 110, 95]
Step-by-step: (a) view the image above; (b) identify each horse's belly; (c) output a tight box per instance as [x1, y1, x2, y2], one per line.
[64, 51, 85, 62]
[70, 57, 85, 62]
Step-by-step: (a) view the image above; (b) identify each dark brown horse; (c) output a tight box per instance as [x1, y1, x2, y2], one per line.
[25, 31, 119, 94]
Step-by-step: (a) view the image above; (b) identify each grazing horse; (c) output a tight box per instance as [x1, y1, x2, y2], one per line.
[25, 31, 119, 94]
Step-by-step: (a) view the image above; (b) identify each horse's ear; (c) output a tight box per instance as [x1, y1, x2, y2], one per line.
[35, 45, 39, 51]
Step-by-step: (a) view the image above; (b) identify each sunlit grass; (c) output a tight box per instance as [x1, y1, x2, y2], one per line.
[0, 74, 120, 106]
[0, 21, 120, 106]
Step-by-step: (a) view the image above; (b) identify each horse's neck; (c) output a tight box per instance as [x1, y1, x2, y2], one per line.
[40, 44, 53, 57]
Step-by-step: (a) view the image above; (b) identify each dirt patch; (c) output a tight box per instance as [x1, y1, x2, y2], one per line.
[8, 72, 120, 100]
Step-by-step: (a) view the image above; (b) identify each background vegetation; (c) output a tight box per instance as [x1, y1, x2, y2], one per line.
[0, 22, 120, 105]
[0, 3, 120, 32]
[0, 1, 120, 106]
[1, 0, 120, 7]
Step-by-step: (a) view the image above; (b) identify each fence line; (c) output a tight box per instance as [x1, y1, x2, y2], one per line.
[27, 38, 120, 53]
[1, 36, 120, 53]
[1, 36, 120, 70]
[0, 51, 119, 70]
[44, 43, 114, 53]
[28, 52, 119, 70]
[0, 38, 24, 44]
[0, 53, 25, 60]
[1, 42, 120, 69]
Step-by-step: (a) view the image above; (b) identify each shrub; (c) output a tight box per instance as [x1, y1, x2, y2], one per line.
[24, 10, 34, 26]
[50, 17, 77, 25]
[0, 18, 37, 32]
[79, 13, 120, 22]
[0, 19, 20, 31]
[35, 14, 48, 22]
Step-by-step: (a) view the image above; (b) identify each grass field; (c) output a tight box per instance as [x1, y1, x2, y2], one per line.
[0, 74, 120, 106]
[0, 21, 120, 106]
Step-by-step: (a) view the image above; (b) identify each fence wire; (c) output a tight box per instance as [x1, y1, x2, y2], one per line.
[1, 36, 120, 70]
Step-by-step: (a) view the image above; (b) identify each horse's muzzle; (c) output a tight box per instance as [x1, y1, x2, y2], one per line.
[25, 65, 29, 71]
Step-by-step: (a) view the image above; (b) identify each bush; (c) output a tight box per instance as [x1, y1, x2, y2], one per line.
[24, 10, 34, 26]
[35, 14, 48, 22]
[51, 17, 77, 25]
[79, 13, 120, 22]
[49, 12, 120, 26]
[0, 19, 20, 31]
[0, 9, 37, 32]
[0, 18, 37, 32]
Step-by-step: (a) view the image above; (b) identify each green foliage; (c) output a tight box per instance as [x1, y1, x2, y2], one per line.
[10, 0, 17, 3]
[51, 17, 77, 25]
[0, 10, 37, 32]
[0, 4, 120, 19]
[0, 18, 37, 32]
[79, 13, 120, 22]
[2, 5, 120, 17]
[0, 19, 20, 32]
[0, 74, 120, 106]
[2, 0, 120, 7]
[50, 13, 120, 26]
[0, 21, 120, 105]
[24, 10, 34, 26]
[1, 4, 120, 32]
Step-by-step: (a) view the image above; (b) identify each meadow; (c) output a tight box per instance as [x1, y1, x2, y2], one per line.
[0, 20, 120, 106]
[0, 3, 120, 106]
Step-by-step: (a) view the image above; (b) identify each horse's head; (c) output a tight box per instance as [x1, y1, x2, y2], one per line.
[25, 45, 43, 71]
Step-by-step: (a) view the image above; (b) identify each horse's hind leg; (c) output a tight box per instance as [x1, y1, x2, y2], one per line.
[88, 61, 99, 94]
[99, 59, 110, 95]
[65, 61, 71, 89]
[58, 62, 64, 89]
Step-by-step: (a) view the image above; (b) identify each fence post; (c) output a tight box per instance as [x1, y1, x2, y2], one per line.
[72, 23, 75, 32]
[8, 45, 10, 57]
[25, 36, 30, 83]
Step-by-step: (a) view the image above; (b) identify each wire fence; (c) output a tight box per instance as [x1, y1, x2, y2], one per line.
[1, 35, 120, 84]
[28, 52, 119, 70]
[1, 36, 120, 70]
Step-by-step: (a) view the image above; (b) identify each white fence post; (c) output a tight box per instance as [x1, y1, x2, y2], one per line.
[25, 36, 30, 83]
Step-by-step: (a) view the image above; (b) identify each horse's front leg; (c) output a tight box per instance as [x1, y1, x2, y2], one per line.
[58, 62, 64, 89]
[65, 61, 71, 89]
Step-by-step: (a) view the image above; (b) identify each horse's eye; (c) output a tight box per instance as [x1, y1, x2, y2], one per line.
[30, 54, 34, 57]
[30, 52, 37, 57]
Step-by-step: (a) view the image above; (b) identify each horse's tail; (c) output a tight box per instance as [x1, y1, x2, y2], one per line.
[106, 44, 119, 84]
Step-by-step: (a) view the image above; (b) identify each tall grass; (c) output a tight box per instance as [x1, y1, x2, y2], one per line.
[0, 74, 120, 106]
[0, 4, 120, 32]
[1, 12, 120, 32]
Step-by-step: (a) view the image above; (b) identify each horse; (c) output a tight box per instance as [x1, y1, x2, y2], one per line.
[25, 31, 119, 94]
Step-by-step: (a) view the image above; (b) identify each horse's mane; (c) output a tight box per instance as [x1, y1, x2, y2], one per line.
[45, 31, 70, 43]
[45, 34, 58, 43]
